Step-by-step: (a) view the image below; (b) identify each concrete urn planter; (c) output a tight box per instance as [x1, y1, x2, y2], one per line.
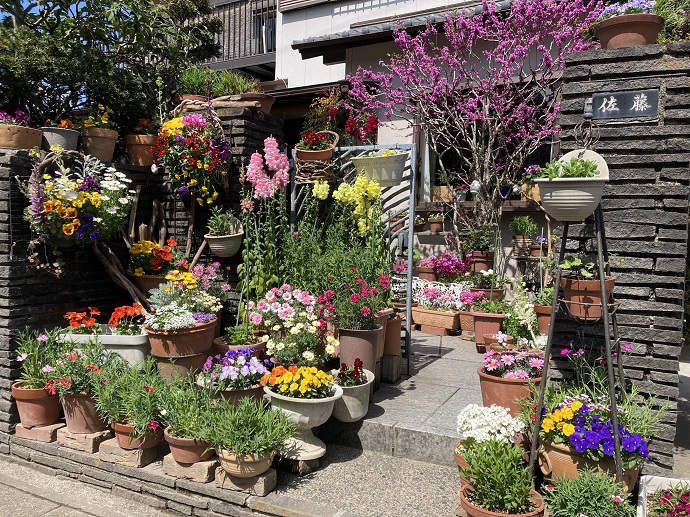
[330, 368, 374, 422]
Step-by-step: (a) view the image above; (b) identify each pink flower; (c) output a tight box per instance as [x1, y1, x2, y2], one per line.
[528, 357, 544, 370]
[41, 365, 53, 373]
[561, 348, 571, 356]
[350, 293, 361, 303]
[612, 495, 624, 503]
[620, 342, 633, 352]
[37, 334, 48, 342]
[240, 198, 254, 213]
[17, 353, 27, 361]
[249, 312, 262, 325]
[361, 306, 371, 316]
[144, 386, 155, 393]
[501, 354, 516, 366]
[181, 114, 206, 128]
[147, 420, 160, 430]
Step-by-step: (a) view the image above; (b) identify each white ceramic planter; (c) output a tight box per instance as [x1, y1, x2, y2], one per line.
[41, 127, 79, 151]
[59, 324, 149, 365]
[329, 368, 374, 422]
[535, 149, 609, 222]
[351, 151, 409, 187]
[637, 475, 690, 517]
[204, 232, 243, 258]
[263, 384, 342, 460]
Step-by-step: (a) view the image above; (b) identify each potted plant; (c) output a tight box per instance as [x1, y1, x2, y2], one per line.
[351, 147, 409, 187]
[477, 348, 544, 416]
[458, 290, 485, 334]
[509, 216, 538, 257]
[485, 330, 515, 351]
[454, 404, 525, 485]
[638, 476, 690, 517]
[261, 365, 342, 461]
[471, 298, 509, 352]
[533, 287, 555, 335]
[558, 256, 614, 322]
[412, 284, 465, 332]
[204, 206, 244, 258]
[529, 235, 549, 257]
[124, 117, 158, 167]
[93, 359, 165, 450]
[294, 131, 338, 161]
[41, 118, 79, 151]
[464, 223, 498, 273]
[176, 64, 213, 102]
[542, 468, 637, 517]
[534, 150, 609, 222]
[501, 278, 539, 343]
[330, 358, 374, 422]
[159, 376, 215, 464]
[203, 396, 296, 478]
[213, 71, 274, 114]
[197, 347, 272, 406]
[80, 104, 118, 162]
[128, 238, 185, 294]
[12, 328, 64, 428]
[413, 214, 425, 232]
[594, 0, 664, 49]
[469, 269, 506, 301]
[0, 109, 42, 149]
[417, 256, 438, 282]
[459, 438, 545, 517]
[214, 323, 265, 356]
[427, 211, 444, 233]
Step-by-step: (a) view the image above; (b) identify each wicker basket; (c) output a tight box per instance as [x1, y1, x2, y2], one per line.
[411, 307, 460, 330]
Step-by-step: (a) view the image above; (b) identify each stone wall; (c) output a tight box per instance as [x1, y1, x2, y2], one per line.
[554, 43, 690, 475]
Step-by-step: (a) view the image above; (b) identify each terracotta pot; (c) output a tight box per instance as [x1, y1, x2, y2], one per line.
[471, 311, 505, 347]
[533, 304, 552, 335]
[469, 251, 494, 273]
[470, 288, 505, 301]
[413, 223, 425, 232]
[152, 349, 211, 380]
[212, 337, 267, 359]
[217, 449, 274, 478]
[560, 275, 615, 323]
[128, 273, 168, 296]
[62, 393, 108, 434]
[594, 14, 664, 49]
[538, 440, 639, 492]
[41, 127, 79, 151]
[164, 428, 214, 463]
[176, 94, 208, 103]
[337, 326, 381, 374]
[528, 244, 549, 258]
[485, 334, 514, 352]
[330, 369, 374, 422]
[124, 134, 157, 166]
[416, 266, 438, 282]
[207, 384, 265, 406]
[428, 220, 444, 233]
[459, 310, 474, 333]
[237, 92, 275, 114]
[375, 310, 393, 360]
[411, 307, 460, 330]
[112, 421, 162, 450]
[477, 367, 541, 417]
[383, 315, 402, 356]
[11, 382, 61, 428]
[459, 485, 545, 517]
[81, 127, 118, 162]
[295, 147, 333, 161]
[453, 443, 470, 486]
[0, 124, 42, 150]
[512, 236, 531, 257]
[146, 320, 216, 357]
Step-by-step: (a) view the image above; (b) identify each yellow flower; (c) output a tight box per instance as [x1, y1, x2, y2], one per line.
[62, 223, 75, 236]
[562, 423, 576, 437]
[161, 117, 183, 136]
[290, 383, 298, 392]
[196, 198, 204, 206]
[312, 180, 330, 200]
[570, 401, 583, 412]
[83, 119, 95, 128]
[134, 267, 144, 276]
[279, 384, 288, 393]
[561, 407, 574, 421]
[541, 418, 555, 433]
[188, 179, 198, 187]
[551, 409, 563, 423]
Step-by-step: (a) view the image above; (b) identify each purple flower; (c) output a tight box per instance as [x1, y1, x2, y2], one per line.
[174, 133, 186, 145]
[192, 312, 217, 324]
[210, 140, 231, 162]
[89, 231, 101, 241]
[78, 175, 101, 192]
[176, 186, 190, 195]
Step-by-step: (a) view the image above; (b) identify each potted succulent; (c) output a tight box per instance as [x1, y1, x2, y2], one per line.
[294, 131, 338, 161]
[160, 376, 215, 464]
[12, 328, 64, 428]
[350, 147, 409, 187]
[459, 438, 545, 517]
[176, 64, 213, 102]
[464, 223, 497, 273]
[534, 150, 609, 222]
[213, 71, 273, 114]
[92, 359, 165, 450]
[204, 206, 244, 258]
[427, 211, 444, 233]
[197, 347, 272, 406]
[41, 118, 79, 151]
[533, 287, 555, 335]
[124, 118, 158, 167]
[261, 365, 342, 461]
[471, 298, 508, 352]
[0, 109, 42, 149]
[509, 216, 538, 257]
[330, 358, 374, 422]
[558, 256, 614, 322]
[204, 396, 296, 477]
[594, 0, 664, 49]
[80, 104, 118, 162]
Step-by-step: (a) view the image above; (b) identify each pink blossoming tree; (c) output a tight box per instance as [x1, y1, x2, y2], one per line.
[347, 0, 602, 231]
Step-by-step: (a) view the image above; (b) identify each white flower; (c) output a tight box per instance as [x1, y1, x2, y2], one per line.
[118, 197, 130, 204]
[325, 344, 335, 355]
[302, 351, 315, 361]
[276, 343, 285, 351]
[456, 404, 524, 443]
[106, 207, 118, 214]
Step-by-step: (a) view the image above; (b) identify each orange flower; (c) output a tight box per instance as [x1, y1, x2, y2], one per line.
[167, 238, 177, 247]
[43, 201, 54, 212]
[88, 307, 100, 316]
[260, 375, 269, 386]
[288, 365, 299, 374]
[65, 207, 78, 218]
[62, 223, 75, 236]
[108, 315, 120, 326]
[82, 317, 96, 327]
[58, 208, 69, 219]
[69, 320, 80, 328]
[72, 218, 81, 229]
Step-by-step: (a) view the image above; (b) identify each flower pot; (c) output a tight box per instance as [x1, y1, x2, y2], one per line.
[203, 382, 265, 406]
[62, 393, 108, 434]
[295, 147, 334, 161]
[416, 266, 438, 282]
[217, 449, 274, 478]
[337, 326, 381, 375]
[512, 236, 531, 257]
[146, 320, 216, 357]
[533, 304, 552, 335]
[212, 337, 267, 359]
[152, 349, 212, 381]
[204, 232, 243, 258]
[428, 220, 444, 233]
[477, 367, 541, 417]
[124, 134, 157, 166]
[11, 382, 61, 428]
[164, 428, 214, 464]
[471, 312, 506, 349]
[81, 128, 118, 162]
[453, 443, 470, 486]
[459, 485, 545, 517]
[383, 315, 402, 356]
[560, 275, 615, 323]
[59, 324, 149, 366]
[594, 14, 664, 49]
[470, 288, 505, 301]
[538, 440, 639, 492]
[637, 475, 689, 517]
[330, 368, 374, 422]
[128, 273, 168, 296]
[41, 127, 79, 151]
[528, 244, 549, 257]
[237, 92, 275, 115]
[375, 309, 393, 360]
[485, 334, 514, 352]
[459, 310, 474, 333]
[521, 183, 541, 202]
[351, 151, 409, 187]
[264, 384, 343, 460]
[411, 307, 460, 330]
[112, 421, 162, 450]
[0, 124, 42, 150]
[469, 251, 494, 273]
[413, 223, 425, 232]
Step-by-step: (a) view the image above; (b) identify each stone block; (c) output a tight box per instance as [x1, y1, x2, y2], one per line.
[278, 458, 320, 476]
[214, 466, 276, 497]
[163, 454, 218, 483]
[98, 438, 157, 468]
[15, 422, 65, 443]
[381, 354, 401, 384]
[455, 489, 468, 517]
[57, 427, 112, 453]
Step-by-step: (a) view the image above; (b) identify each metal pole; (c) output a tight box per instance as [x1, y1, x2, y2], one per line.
[405, 147, 417, 376]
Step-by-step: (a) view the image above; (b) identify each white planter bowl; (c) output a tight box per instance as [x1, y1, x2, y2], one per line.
[205, 232, 243, 258]
[351, 151, 409, 187]
[637, 475, 690, 517]
[59, 324, 149, 366]
[329, 368, 374, 422]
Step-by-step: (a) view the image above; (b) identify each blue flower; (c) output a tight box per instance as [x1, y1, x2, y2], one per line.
[569, 433, 587, 453]
[602, 438, 615, 457]
[584, 430, 600, 450]
[89, 231, 101, 241]
[579, 404, 590, 415]
[572, 415, 585, 427]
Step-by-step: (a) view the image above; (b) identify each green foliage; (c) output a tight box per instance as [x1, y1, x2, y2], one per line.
[473, 299, 508, 314]
[207, 206, 242, 236]
[655, 0, 690, 43]
[558, 256, 603, 279]
[533, 287, 554, 306]
[177, 64, 214, 96]
[224, 324, 256, 347]
[201, 397, 296, 455]
[212, 70, 259, 97]
[542, 468, 636, 517]
[539, 158, 599, 179]
[461, 439, 534, 514]
[502, 312, 534, 340]
[647, 481, 690, 517]
[52, 341, 125, 397]
[464, 223, 498, 252]
[509, 216, 537, 237]
[158, 376, 214, 439]
[15, 328, 66, 389]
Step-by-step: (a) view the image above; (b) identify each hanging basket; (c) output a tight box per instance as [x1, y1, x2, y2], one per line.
[351, 150, 409, 187]
[294, 131, 339, 162]
[205, 231, 244, 258]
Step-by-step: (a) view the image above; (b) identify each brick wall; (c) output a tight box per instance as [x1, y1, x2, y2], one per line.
[553, 42, 690, 475]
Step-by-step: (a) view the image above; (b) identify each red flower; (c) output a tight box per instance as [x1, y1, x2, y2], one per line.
[147, 420, 160, 430]
[144, 386, 155, 393]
